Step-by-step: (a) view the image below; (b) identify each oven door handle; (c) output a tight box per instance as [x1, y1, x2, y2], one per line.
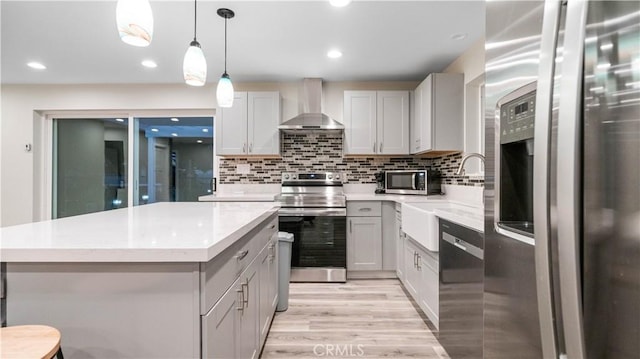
[278, 208, 347, 217]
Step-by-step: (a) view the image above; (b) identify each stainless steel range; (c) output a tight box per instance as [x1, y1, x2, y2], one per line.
[277, 172, 346, 282]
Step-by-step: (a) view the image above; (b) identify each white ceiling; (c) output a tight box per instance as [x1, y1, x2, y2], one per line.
[0, 0, 485, 85]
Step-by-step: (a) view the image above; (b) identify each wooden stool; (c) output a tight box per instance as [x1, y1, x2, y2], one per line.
[0, 325, 64, 359]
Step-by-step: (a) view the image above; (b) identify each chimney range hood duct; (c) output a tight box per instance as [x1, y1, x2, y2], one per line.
[278, 78, 344, 133]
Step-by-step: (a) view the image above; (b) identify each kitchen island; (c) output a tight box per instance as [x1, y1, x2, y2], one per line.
[0, 202, 280, 358]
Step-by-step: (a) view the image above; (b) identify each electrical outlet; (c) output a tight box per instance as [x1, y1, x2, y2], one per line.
[236, 164, 250, 174]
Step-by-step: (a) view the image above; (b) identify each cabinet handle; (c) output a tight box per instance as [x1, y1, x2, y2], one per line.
[373, 142, 376, 153]
[236, 250, 249, 260]
[236, 288, 244, 312]
[243, 279, 249, 307]
[249, 143, 253, 153]
[358, 208, 372, 212]
[413, 252, 417, 268]
[379, 142, 383, 153]
[269, 224, 276, 229]
[416, 253, 422, 271]
[243, 143, 246, 153]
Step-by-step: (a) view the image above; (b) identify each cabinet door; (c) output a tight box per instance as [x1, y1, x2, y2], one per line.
[419, 253, 439, 329]
[202, 278, 241, 359]
[216, 92, 249, 155]
[248, 92, 280, 155]
[403, 238, 419, 299]
[258, 245, 270, 348]
[411, 89, 422, 154]
[258, 238, 278, 348]
[344, 91, 377, 155]
[420, 75, 434, 152]
[377, 91, 409, 155]
[239, 260, 260, 359]
[347, 217, 382, 270]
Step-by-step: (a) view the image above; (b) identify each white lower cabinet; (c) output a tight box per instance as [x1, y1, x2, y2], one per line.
[347, 201, 383, 271]
[259, 235, 278, 348]
[202, 218, 278, 359]
[403, 236, 439, 329]
[347, 217, 382, 270]
[203, 257, 260, 359]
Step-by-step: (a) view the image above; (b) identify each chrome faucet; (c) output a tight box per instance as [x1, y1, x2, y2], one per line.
[455, 153, 485, 176]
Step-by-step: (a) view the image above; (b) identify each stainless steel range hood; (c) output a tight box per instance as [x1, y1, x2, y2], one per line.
[278, 78, 344, 133]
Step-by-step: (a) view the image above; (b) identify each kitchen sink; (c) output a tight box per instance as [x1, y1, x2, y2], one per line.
[401, 202, 450, 252]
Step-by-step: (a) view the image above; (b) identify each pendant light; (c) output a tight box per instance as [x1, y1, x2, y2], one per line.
[183, 0, 207, 86]
[216, 8, 235, 108]
[116, 0, 154, 47]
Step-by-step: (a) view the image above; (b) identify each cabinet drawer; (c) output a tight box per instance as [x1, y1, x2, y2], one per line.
[200, 215, 277, 314]
[347, 201, 382, 217]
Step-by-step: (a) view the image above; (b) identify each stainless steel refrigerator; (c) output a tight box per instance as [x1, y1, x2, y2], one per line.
[485, 1, 639, 359]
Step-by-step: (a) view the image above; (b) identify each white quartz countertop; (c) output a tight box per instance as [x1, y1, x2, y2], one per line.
[433, 207, 484, 232]
[0, 202, 279, 263]
[198, 193, 277, 202]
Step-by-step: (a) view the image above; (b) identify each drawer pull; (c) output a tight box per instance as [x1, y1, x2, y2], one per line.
[269, 224, 276, 229]
[236, 288, 244, 312]
[243, 280, 249, 307]
[236, 250, 249, 260]
[358, 208, 372, 212]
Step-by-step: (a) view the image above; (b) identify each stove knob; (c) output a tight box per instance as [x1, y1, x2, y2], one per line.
[292, 174, 298, 180]
[328, 174, 333, 180]
[283, 174, 290, 180]
[335, 174, 341, 181]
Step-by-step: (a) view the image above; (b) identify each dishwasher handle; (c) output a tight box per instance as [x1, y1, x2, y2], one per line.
[442, 232, 484, 260]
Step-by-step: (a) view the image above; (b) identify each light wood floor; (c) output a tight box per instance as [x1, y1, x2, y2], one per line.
[261, 279, 450, 359]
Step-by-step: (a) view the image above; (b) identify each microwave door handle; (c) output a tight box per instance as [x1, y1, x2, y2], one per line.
[411, 173, 417, 190]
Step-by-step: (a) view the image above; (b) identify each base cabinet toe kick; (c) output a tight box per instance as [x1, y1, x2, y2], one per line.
[4, 214, 279, 359]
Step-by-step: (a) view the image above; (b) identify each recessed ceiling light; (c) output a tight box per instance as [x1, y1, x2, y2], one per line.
[141, 60, 157, 68]
[171, 117, 180, 122]
[451, 33, 467, 41]
[197, 140, 203, 144]
[327, 49, 343, 59]
[151, 128, 159, 132]
[116, 118, 125, 122]
[171, 133, 178, 137]
[329, 0, 352, 7]
[27, 62, 46, 70]
[202, 128, 209, 133]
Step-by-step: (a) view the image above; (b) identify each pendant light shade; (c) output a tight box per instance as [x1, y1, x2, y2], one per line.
[116, 0, 154, 47]
[216, 73, 234, 107]
[216, 8, 235, 108]
[183, 0, 206, 86]
[183, 41, 207, 86]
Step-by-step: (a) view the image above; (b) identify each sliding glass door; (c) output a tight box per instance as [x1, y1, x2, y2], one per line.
[53, 117, 129, 219]
[51, 114, 214, 219]
[134, 116, 213, 205]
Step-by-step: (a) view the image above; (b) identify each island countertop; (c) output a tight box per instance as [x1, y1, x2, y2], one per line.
[0, 202, 279, 263]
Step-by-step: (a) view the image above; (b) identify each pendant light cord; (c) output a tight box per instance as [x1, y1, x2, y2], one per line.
[193, 0, 197, 41]
[224, 17, 228, 73]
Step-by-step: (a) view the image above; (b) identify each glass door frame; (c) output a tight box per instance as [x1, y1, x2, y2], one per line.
[41, 109, 215, 221]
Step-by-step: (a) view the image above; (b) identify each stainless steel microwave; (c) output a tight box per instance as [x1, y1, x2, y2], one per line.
[385, 169, 442, 195]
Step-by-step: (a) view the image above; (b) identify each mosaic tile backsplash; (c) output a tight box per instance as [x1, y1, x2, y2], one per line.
[218, 133, 483, 186]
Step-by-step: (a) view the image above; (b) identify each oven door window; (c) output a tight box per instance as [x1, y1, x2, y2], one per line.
[279, 216, 346, 268]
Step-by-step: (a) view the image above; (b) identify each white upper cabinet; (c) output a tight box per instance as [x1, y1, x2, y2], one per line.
[344, 90, 409, 155]
[411, 73, 463, 154]
[216, 91, 280, 156]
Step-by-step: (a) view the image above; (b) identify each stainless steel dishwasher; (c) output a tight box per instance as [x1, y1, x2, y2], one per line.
[439, 219, 484, 359]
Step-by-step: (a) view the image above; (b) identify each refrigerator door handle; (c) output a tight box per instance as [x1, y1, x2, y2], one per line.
[557, 0, 588, 358]
[533, 1, 563, 358]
